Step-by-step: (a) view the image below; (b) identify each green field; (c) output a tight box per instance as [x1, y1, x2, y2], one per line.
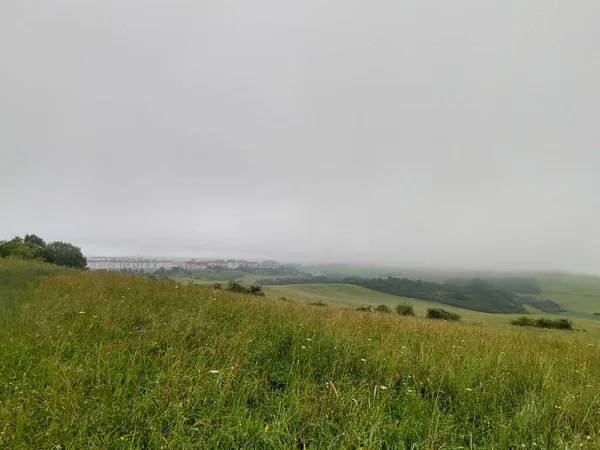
[2, 259, 600, 449]
[536, 275, 600, 314]
[264, 283, 600, 334]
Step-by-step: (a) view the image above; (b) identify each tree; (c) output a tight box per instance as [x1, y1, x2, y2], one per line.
[0, 238, 35, 259]
[23, 234, 46, 258]
[42, 241, 87, 269]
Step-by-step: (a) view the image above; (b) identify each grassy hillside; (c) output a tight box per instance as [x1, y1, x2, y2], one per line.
[264, 283, 600, 332]
[536, 275, 600, 314]
[1, 260, 599, 449]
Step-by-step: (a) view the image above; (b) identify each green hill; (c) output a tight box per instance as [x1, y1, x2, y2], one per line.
[1, 259, 599, 449]
[536, 274, 600, 314]
[264, 283, 600, 330]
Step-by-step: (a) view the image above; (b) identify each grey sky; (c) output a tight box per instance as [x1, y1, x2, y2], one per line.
[1, 1, 599, 273]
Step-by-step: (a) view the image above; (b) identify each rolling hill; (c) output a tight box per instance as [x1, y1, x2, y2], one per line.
[1, 259, 600, 448]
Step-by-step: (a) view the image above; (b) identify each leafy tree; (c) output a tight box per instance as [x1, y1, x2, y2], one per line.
[23, 234, 46, 254]
[0, 238, 36, 259]
[42, 241, 87, 269]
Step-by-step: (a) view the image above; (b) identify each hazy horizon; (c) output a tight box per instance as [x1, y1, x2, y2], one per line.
[2, 1, 599, 275]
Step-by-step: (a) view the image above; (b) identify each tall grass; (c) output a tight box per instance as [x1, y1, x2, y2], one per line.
[0, 260, 599, 449]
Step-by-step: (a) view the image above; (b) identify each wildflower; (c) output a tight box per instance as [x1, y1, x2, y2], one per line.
[301, 346, 307, 349]
[208, 370, 220, 374]
[586, 436, 592, 441]
[306, 338, 312, 341]
[264, 424, 268, 432]
[361, 358, 366, 362]
[325, 381, 330, 389]
[554, 405, 561, 411]
[333, 346, 337, 352]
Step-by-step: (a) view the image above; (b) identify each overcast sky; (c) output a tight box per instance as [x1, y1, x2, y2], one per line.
[1, 1, 599, 272]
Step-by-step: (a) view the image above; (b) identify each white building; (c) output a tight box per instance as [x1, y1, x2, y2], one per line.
[87, 258, 174, 272]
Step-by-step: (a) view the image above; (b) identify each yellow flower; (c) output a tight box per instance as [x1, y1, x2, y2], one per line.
[264, 424, 268, 432]
[554, 405, 561, 411]
[586, 436, 592, 441]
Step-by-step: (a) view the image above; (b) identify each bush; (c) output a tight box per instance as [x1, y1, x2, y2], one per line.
[375, 304, 392, 313]
[249, 284, 265, 297]
[355, 306, 372, 312]
[510, 316, 573, 330]
[308, 300, 328, 307]
[511, 316, 536, 327]
[396, 302, 415, 316]
[593, 312, 600, 316]
[225, 281, 264, 296]
[426, 308, 461, 321]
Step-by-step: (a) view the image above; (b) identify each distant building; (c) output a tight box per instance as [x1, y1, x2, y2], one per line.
[182, 258, 279, 271]
[259, 260, 281, 269]
[184, 259, 208, 271]
[87, 258, 174, 272]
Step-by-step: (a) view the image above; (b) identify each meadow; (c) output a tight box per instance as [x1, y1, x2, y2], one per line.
[1, 259, 599, 449]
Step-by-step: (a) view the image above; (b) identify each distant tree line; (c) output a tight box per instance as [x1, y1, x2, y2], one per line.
[342, 276, 528, 314]
[447, 277, 542, 295]
[0, 234, 86, 269]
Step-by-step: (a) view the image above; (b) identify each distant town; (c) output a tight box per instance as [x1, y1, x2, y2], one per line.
[86, 257, 281, 272]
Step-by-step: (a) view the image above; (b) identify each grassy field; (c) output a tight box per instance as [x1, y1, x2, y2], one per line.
[536, 275, 600, 314]
[1, 259, 600, 449]
[264, 283, 600, 334]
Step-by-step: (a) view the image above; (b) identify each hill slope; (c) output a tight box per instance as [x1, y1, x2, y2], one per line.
[1, 259, 599, 449]
[536, 274, 600, 314]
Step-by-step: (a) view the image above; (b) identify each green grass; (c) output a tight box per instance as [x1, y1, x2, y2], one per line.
[536, 275, 600, 314]
[263, 283, 600, 335]
[1, 259, 600, 449]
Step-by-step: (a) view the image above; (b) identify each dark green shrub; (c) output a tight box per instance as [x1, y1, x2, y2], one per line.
[426, 308, 460, 321]
[355, 306, 372, 312]
[396, 302, 415, 316]
[593, 312, 600, 316]
[308, 300, 328, 307]
[511, 316, 536, 326]
[511, 316, 573, 330]
[375, 304, 392, 313]
[225, 281, 264, 296]
[249, 284, 265, 297]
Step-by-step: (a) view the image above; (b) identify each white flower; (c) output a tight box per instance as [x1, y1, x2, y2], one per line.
[360, 358, 366, 362]
[208, 370, 220, 374]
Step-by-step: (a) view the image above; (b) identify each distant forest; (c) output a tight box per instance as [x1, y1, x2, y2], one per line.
[258, 274, 564, 315]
